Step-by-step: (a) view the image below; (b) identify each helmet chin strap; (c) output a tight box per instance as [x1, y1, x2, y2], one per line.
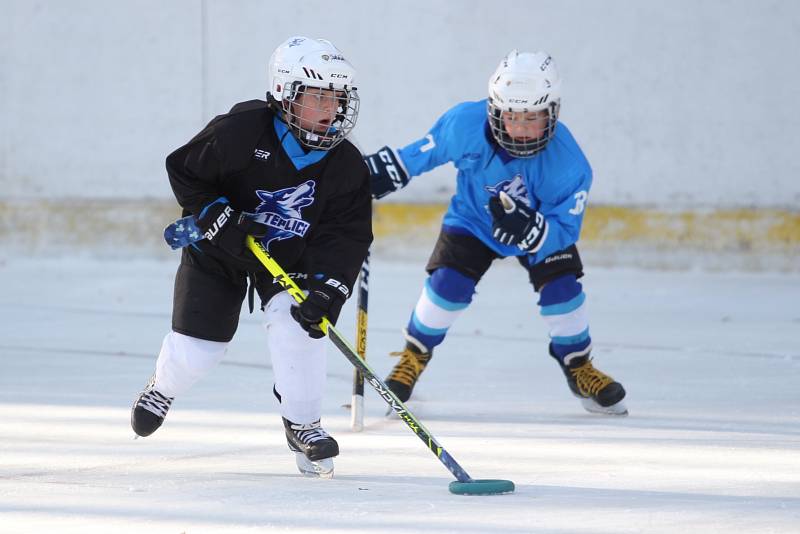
[266, 92, 288, 121]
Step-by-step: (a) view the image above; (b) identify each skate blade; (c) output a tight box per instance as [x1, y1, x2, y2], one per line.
[294, 452, 334, 479]
[581, 397, 628, 416]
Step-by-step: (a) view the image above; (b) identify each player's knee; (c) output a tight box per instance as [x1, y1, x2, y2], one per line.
[538, 274, 583, 309]
[428, 267, 477, 305]
[156, 331, 228, 396]
[263, 292, 326, 353]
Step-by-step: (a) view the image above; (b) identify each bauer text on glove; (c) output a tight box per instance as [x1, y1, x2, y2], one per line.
[196, 198, 269, 258]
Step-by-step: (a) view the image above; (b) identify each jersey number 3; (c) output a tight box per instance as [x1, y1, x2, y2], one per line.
[568, 190, 588, 215]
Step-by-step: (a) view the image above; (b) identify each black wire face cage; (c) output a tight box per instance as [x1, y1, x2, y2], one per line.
[277, 82, 360, 151]
[487, 100, 560, 158]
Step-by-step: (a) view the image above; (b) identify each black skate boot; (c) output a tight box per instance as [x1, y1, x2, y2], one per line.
[550, 346, 628, 416]
[385, 341, 432, 403]
[131, 375, 174, 437]
[283, 417, 339, 478]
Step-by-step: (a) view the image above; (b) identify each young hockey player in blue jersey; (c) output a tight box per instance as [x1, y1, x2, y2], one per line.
[363, 50, 627, 415]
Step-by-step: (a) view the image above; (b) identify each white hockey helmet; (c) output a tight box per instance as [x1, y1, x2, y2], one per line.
[487, 50, 561, 158]
[267, 36, 359, 150]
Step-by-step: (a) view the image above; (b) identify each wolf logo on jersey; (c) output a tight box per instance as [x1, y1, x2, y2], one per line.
[485, 174, 531, 207]
[252, 180, 315, 247]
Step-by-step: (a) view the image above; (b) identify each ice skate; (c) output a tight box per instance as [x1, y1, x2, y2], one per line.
[385, 342, 432, 403]
[283, 418, 338, 479]
[551, 347, 628, 416]
[131, 375, 174, 437]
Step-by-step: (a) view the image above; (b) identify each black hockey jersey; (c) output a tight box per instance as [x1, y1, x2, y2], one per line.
[166, 100, 372, 300]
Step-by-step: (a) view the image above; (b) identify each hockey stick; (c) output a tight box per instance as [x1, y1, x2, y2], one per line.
[245, 236, 514, 495]
[351, 250, 370, 432]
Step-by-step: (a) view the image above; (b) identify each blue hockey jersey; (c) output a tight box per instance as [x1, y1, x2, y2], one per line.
[396, 99, 592, 263]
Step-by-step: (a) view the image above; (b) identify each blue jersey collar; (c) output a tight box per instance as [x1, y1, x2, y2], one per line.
[273, 116, 328, 171]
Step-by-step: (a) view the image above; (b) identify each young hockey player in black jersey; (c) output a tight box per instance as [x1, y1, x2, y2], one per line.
[131, 36, 372, 478]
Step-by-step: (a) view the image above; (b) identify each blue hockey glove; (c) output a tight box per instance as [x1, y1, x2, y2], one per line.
[488, 192, 549, 253]
[196, 198, 269, 258]
[290, 275, 349, 339]
[363, 146, 409, 199]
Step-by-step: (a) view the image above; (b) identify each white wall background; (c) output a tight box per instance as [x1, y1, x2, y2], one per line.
[2, 0, 799, 208]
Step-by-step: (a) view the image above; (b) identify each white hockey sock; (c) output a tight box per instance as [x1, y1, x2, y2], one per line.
[540, 299, 590, 342]
[539, 286, 592, 362]
[154, 331, 228, 397]
[263, 291, 328, 424]
[408, 277, 470, 347]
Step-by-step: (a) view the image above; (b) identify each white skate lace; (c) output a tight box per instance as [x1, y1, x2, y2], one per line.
[290, 421, 331, 444]
[136, 386, 173, 418]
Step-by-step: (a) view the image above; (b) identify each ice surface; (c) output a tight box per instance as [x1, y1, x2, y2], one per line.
[1, 256, 798, 533]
